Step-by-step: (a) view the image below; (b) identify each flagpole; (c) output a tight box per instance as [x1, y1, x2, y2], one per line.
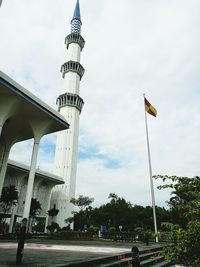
[143, 93, 159, 243]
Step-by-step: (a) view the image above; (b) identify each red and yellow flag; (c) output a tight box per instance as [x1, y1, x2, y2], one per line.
[144, 97, 157, 117]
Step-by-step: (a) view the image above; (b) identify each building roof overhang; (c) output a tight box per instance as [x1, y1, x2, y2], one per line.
[7, 160, 64, 185]
[0, 71, 69, 144]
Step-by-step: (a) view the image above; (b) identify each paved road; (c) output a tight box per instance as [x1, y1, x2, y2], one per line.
[0, 239, 152, 266]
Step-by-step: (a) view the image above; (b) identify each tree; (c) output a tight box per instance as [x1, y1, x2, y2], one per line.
[28, 198, 42, 233]
[70, 195, 94, 212]
[155, 175, 200, 266]
[47, 205, 59, 223]
[46, 222, 60, 234]
[108, 193, 118, 200]
[155, 175, 200, 226]
[0, 184, 18, 224]
[64, 217, 74, 224]
[70, 195, 94, 230]
[46, 206, 60, 233]
[64, 217, 74, 230]
[72, 193, 170, 231]
[30, 198, 42, 218]
[105, 193, 132, 229]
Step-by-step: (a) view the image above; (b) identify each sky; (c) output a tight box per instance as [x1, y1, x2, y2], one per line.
[0, 0, 200, 208]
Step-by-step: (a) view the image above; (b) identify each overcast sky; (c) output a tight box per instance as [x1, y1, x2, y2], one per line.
[0, 0, 200, 208]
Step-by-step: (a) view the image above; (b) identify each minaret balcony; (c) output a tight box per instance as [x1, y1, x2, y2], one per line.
[61, 61, 85, 80]
[65, 33, 85, 50]
[57, 93, 84, 113]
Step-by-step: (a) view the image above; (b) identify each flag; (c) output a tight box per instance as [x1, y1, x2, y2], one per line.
[144, 97, 157, 117]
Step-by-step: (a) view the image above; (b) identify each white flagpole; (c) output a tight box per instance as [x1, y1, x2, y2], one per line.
[143, 94, 159, 243]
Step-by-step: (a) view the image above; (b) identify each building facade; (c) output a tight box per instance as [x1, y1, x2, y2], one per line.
[0, 1, 83, 231]
[0, 70, 69, 233]
[0, 160, 64, 233]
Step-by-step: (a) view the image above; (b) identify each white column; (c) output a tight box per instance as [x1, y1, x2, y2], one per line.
[44, 215, 49, 233]
[0, 150, 10, 197]
[23, 141, 39, 219]
[0, 124, 3, 137]
[9, 206, 17, 233]
[44, 187, 52, 233]
[32, 179, 42, 198]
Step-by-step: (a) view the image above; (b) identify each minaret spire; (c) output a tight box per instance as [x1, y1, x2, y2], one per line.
[51, 0, 85, 228]
[71, 0, 82, 34]
[72, 0, 81, 21]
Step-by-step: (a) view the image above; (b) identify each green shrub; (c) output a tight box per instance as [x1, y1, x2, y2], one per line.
[161, 221, 200, 266]
[53, 231, 93, 240]
[46, 222, 60, 233]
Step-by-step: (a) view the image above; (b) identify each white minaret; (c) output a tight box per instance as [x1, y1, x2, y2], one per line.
[51, 0, 85, 228]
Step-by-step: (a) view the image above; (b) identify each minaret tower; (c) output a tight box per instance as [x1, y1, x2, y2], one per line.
[51, 0, 85, 228]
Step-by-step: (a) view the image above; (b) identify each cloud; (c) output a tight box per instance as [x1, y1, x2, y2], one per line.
[1, 0, 200, 208]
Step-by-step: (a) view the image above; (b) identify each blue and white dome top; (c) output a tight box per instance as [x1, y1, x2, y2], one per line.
[71, 0, 82, 34]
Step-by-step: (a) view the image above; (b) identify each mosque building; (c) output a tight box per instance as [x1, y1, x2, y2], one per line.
[0, 0, 84, 231]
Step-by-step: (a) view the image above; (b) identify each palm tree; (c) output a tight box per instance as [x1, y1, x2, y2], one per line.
[0, 184, 18, 224]
[30, 198, 42, 218]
